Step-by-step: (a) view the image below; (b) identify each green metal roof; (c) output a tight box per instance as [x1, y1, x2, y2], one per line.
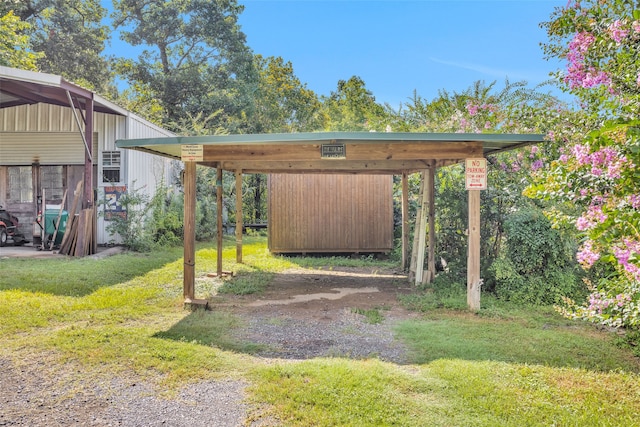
[116, 131, 544, 162]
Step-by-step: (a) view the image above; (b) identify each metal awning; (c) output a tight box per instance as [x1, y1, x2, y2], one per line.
[0, 66, 127, 115]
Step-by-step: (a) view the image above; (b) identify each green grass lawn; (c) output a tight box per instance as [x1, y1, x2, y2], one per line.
[1, 237, 639, 426]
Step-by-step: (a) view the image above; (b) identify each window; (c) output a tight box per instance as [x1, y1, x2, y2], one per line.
[102, 151, 122, 183]
[8, 166, 32, 203]
[41, 166, 64, 202]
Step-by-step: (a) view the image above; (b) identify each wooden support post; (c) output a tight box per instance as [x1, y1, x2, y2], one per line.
[235, 170, 243, 264]
[183, 162, 196, 301]
[216, 167, 223, 277]
[401, 172, 409, 271]
[409, 172, 425, 281]
[467, 189, 481, 310]
[426, 165, 436, 283]
[414, 170, 429, 286]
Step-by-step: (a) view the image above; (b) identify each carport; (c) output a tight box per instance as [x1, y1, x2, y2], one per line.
[116, 131, 543, 310]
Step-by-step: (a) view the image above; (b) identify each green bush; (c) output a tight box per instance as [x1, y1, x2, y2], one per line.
[487, 208, 586, 305]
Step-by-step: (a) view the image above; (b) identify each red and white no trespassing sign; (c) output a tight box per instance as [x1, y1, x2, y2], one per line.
[465, 158, 487, 190]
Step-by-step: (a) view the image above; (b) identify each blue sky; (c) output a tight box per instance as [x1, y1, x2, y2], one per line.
[106, 0, 568, 106]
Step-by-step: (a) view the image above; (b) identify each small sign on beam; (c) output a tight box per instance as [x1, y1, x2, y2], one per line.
[181, 144, 203, 162]
[465, 158, 487, 190]
[321, 143, 346, 159]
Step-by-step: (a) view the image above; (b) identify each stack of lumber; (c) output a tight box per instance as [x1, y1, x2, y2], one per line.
[57, 180, 97, 256]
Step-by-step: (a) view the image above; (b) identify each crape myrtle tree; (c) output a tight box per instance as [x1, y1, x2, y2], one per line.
[527, 0, 640, 329]
[2, 0, 114, 93]
[112, 0, 256, 129]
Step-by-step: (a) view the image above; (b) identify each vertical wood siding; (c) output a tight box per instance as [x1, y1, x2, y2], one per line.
[268, 174, 393, 253]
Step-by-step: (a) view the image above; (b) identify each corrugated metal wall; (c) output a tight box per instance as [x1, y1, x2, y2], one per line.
[268, 174, 394, 253]
[1, 103, 177, 245]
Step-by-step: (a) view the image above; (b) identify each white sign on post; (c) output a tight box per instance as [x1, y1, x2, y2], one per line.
[465, 158, 487, 190]
[181, 144, 203, 162]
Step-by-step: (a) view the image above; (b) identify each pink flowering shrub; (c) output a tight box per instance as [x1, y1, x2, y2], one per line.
[532, 0, 640, 330]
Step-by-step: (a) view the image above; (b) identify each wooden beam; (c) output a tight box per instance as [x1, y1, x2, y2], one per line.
[409, 173, 424, 281]
[414, 170, 429, 286]
[183, 161, 196, 301]
[235, 170, 243, 263]
[204, 141, 483, 162]
[401, 172, 409, 271]
[216, 167, 223, 277]
[426, 166, 436, 283]
[467, 188, 481, 310]
[217, 159, 436, 174]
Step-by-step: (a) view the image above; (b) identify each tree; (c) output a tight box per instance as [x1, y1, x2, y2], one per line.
[321, 76, 388, 131]
[242, 55, 323, 133]
[0, 11, 42, 70]
[528, 0, 640, 329]
[5, 0, 113, 93]
[112, 0, 255, 128]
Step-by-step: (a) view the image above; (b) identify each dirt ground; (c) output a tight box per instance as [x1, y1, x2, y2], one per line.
[219, 266, 418, 322]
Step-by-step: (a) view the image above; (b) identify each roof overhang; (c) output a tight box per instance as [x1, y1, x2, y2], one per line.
[116, 132, 545, 174]
[0, 66, 127, 115]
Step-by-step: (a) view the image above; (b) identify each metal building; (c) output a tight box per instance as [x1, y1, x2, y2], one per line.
[0, 66, 177, 246]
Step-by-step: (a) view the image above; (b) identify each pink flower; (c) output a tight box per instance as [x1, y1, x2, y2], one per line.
[577, 240, 600, 268]
[559, 154, 569, 163]
[466, 103, 479, 116]
[572, 144, 590, 165]
[531, 160, 544, 171]
[530, 146, 539, 154]
[608, 20, 628, 44]
[576, 216, 592, 231]
[633, 21, 640, 33]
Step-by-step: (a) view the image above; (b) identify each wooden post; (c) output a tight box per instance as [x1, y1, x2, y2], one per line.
[235, 170, 243, 263]
[426, 165, 436, 283]
[216, 167, 223, 277]
[183, 161, 196, 301]
[467, 189, 481, 310]
[401, 172, 409, 271]
[414, 170, 428, 286]
[409, 172, 425, 281]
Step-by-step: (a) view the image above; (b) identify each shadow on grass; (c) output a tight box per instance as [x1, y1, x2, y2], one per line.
[0, 249, 184, 297]
[153, 309, 264, 354]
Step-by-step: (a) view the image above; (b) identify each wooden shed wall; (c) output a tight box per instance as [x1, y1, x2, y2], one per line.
[268, 174, 394, 253]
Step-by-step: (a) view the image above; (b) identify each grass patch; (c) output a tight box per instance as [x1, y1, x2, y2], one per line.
[395, 304, 640, 372]
[351, 307, 386, 324]
[0, 248, 183, 296]
[154, 309, 263, 354]
[250, 359, 453, 426]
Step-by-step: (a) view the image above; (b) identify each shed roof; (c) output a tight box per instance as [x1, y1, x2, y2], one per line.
[0, 66, 126, 115]
[116, 131, 544, 174]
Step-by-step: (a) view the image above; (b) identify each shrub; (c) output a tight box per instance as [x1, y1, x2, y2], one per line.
[487, 208, 586, 305]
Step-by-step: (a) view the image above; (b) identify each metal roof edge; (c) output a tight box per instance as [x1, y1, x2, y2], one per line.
[0, 65, 61, 87]
[116, 131, 545, 148]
